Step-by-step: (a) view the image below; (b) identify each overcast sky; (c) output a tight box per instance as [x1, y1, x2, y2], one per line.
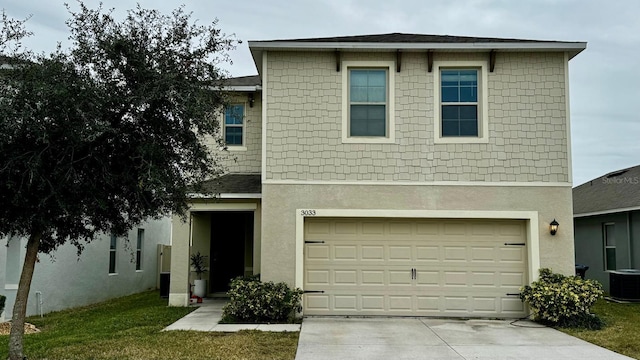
[3, 0, 639, 186]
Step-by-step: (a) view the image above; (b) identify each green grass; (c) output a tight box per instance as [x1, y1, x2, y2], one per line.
[560, 299, 640, 359]
[0, 290, 299, 360]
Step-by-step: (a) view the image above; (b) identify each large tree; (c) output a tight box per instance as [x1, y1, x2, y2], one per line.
[0, 3, 235, 359]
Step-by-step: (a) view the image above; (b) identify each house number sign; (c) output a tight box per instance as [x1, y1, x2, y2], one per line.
[300, 210, 317, 216]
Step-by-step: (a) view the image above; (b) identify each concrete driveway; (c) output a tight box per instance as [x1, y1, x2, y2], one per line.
[295, 317, 633, 360]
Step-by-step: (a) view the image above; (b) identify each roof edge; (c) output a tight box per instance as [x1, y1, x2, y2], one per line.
[574, 205, 640, 218]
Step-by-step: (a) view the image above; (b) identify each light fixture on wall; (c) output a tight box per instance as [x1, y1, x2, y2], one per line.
[550, 219, 559, 236]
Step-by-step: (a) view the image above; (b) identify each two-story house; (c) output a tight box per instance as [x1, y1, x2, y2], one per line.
[168, 33, 586, 318]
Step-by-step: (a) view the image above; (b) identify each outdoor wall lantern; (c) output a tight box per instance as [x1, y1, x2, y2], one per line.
[549, 219, 559, 236]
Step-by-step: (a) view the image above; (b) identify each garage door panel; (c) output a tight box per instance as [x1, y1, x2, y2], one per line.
[304, 218, 528, 318]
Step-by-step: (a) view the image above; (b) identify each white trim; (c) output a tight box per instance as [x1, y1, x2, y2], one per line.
[249, 41, 587, 54]
[564, 52, 573, 184]
[294, 209, 540, 290]
[4, 284, 18, 290]
[187, 193, 262, 200]
[189, 203, 257, 212]
[263, 179, 572, 187]
[261, 52, 268, 182]
[341, 61, 396, 144]
[574, 205, 640, 218]
[222, 85, 262, 92]
[226, 146, 247, 152]
[433, 61, 489, 144]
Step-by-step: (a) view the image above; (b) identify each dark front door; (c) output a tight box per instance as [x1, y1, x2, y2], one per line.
[210, 212, 253, 293]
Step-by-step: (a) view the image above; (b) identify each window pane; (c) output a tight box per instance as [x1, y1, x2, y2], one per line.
[442, 120, 459, 137]
[441, 70, 460, 86]
[350, 70, 369, 86]
[109, 252, 116, 273]
[225, 105, 244, 125]
[606, 248, 616, 271]
[605, 225, 615, 246]
[368, 86, 386, 102]
[350, 70, 386, 102]
[459, 70, 477, 85]
[441, 87, 459, 103]
[442, 105, 478, 137]
[460, 120, 479, 136]
[110, 235, 116, 250]
[136, 251, 142, 271]
[459, 86, 477, 102]
[351, 86, 368, 102]
[350, 105, 386, 136]
[225, 127, 243, 145]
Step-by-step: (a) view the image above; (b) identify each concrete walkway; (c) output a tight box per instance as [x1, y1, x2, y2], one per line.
[163, 299, 301, 332]
[295, 317, 634, 360]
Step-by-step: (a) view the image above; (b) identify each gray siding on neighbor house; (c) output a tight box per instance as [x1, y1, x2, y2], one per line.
[574, 211, 638, 292]
[0, 217, 170, 319]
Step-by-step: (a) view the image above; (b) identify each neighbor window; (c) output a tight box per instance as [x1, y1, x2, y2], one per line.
[224, 104, 244, 146]
[109, 234, 117, 274]
[604, 223, 616, 271]
[341, 61, 395, 143]
[136, 228, 144, 271]
[434, 61, 488, 143]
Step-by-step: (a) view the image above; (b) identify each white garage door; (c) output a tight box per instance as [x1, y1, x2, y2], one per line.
[303, 218, 528, 318]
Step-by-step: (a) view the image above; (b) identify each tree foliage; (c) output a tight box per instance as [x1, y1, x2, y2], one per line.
[0, 3, 235, 252]
[0, 3, 236, 358]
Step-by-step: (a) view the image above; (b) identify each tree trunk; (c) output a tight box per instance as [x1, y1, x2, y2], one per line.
[8, 231, 41, 360]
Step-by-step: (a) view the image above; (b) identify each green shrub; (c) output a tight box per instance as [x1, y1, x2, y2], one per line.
[520, 268, 604, 329]
[222, 276, 303, 323]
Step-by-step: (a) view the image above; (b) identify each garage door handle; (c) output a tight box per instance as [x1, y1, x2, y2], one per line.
[305, 240, 325, 244]
[506, 293, 521, 296]
[303, 290, 325, 294]
[504, 243, 525, 246]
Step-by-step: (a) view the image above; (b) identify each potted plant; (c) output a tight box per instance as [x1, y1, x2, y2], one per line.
[190, 252, 207, 298]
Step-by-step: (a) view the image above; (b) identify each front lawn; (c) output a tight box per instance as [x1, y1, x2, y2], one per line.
[560, 299, 640, 359]
[0, 290, 299, 360]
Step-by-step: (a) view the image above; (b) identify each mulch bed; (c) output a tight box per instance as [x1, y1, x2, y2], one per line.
[0, 321, 40, 335]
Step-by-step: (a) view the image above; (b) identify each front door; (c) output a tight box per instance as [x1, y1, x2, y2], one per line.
[210, 212, 254, 293]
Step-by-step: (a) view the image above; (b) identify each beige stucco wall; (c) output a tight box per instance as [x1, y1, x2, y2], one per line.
[260, 184, 575, 287]
[264, 51, 568, 182]
[205, 93, 262, 175]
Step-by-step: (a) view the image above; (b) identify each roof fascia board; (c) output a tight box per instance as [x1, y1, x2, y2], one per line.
[248, 41, 586, 52]
[222, 85, 262, 92]
[574, 205, 640, 218]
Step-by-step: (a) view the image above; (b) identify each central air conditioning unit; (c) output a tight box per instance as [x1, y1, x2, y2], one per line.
[610, 269, 640, 301]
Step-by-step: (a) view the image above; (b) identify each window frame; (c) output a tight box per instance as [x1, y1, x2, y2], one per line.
[433, 61, 489, 144]
[109, 234, 118, 275]
[603, 222, 616, 271]
[224, 103, 247, 151]
[136, 228, 144, 271]
[342, 61, 395, 144]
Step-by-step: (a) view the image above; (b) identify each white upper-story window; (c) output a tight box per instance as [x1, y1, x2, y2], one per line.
[434, 61, 489, 144]
[342, 61, 395, 144]
[224, 104, 245, 147]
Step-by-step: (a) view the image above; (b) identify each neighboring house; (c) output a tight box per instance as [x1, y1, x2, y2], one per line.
[574, 165, 640, 292]
[0, 218, 170, 319]
[169, 33, 586, 318]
